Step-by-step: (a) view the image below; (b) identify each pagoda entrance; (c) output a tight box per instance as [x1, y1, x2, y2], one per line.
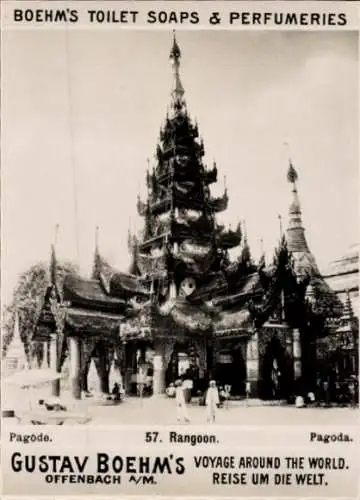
[80, 339, 116, 395]
[260, 337, 291, 400]
[165, 341, 201, 393]
[122, 341, 154, 396]
[213, 341, 246, 396]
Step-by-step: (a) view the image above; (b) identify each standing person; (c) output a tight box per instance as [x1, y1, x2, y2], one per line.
[323, 378, 330, 407]
[245, 381, 251, 406]
[175, 379, 190, 423]
[205, 380, 220, 423]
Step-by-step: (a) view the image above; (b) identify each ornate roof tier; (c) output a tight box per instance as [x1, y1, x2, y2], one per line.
[214, 308, 253, 337]
[137, 196, 172, 217]
[153, 160, 217, 187]
[109, 272, 149, 299]
[212, 272, 263, 308]
[186, 272, 228, 303]
[66, 308, 126, 336]
[216, 223, 242, 250]
[139, 232, 170, 252]
[168, 299, 214, 333]
[63, 275, 130, 314]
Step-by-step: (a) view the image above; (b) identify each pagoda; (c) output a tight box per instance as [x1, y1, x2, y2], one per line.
[122, 34, 242, 393]
[33, 35, 343, 401]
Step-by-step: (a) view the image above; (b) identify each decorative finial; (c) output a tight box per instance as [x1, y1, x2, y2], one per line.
[50, 244, 57, 286]
[284, 143, 298, 185]
[169, 31, 185, 109]
[50, 224, 59, 285]
[240, 221, 250, 264]
[258, 238, 266, 268]
[92, 226, 103, 280]
[287, 161, 298, 185]
[170, 30, 181, 61]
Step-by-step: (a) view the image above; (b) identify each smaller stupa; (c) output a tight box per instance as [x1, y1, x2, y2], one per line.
[2, 311, 28, 418]
[3, 311, 28, 376]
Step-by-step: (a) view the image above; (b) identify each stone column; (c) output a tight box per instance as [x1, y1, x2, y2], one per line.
[50, 333, 60, 397]
[153, 340, 166, 395]
[246, 331, 260, 398]
[293, 328, 302, 380]
[69, 336, 81, 399]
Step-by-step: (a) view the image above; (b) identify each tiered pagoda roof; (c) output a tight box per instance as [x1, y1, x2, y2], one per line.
[134, 35, 238, 291]
[34, 35, 342, 345]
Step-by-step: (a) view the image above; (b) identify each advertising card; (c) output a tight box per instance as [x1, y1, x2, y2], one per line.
[1, 1, 359, 497]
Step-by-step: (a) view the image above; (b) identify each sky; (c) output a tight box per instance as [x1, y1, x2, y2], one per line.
[1, 29, 358, 306]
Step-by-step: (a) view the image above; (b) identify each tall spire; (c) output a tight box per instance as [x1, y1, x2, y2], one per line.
[169, 31, 185, 111]
[92, 226, 101, 279]
[286, 159, 309, 253]
[240, 220, 251, 263]
[95, 225, 100, 258]
[50, 224, 59, 286]
[258, 237, 266, 268]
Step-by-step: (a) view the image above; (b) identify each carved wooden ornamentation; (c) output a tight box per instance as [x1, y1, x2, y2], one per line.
[192, 338, 206, 377]
[49, 298, 68, 372]
[164, 339, 177, 367]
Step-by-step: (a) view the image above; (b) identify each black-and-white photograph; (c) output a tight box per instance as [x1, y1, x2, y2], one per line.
[2, 29, 358, 426]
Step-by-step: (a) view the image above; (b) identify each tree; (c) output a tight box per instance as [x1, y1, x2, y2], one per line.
[1, 260, 79, 361]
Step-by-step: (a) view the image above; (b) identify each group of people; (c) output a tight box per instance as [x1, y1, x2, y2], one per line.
[315, 375, 358, 407]
[166, 379, 229, 423]
[286, 373, 359, 408]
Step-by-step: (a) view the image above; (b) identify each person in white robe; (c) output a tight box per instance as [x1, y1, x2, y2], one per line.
[175, 379, 190, 423]
[205, 380, 220, 423]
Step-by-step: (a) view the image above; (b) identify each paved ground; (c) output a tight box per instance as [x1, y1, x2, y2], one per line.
[82, 395, 359, 426]
[5, 386, 359, 426]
